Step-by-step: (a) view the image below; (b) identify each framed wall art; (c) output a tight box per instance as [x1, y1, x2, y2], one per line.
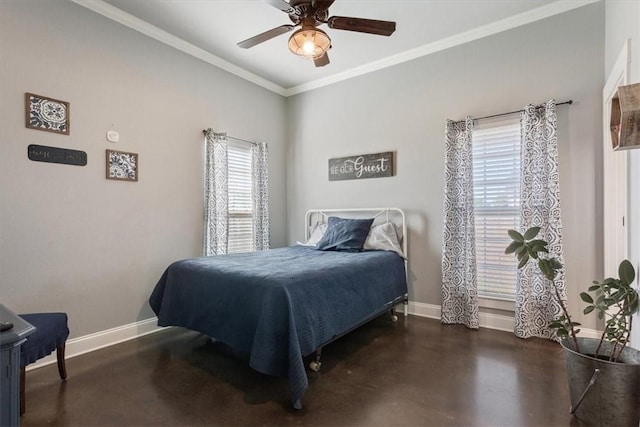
[106, 149, 138, 182]
[25, 93, 70, 135]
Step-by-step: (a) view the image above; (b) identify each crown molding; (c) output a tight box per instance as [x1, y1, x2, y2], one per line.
[284, 0, 600, 96]
[70, 0, 288, 96]
[72, 0, 599, 98]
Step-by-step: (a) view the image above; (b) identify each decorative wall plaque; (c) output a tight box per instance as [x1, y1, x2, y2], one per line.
[28, 144, 87, 166]
[611, 82, 640, 150]
[106, 149, 138, 182]
[328, 151, 394, 181]
[25, 93, 70, 135]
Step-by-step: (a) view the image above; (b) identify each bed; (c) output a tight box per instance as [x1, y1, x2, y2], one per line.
[149, 208, 409, 409]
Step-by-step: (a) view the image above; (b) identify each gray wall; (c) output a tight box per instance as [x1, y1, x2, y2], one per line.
[286, 3, 604, 329]
[0, 0, 287, 337]
[605, 0, 640, 345]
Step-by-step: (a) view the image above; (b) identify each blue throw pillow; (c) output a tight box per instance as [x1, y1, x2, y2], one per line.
[316, 216, 374, 252]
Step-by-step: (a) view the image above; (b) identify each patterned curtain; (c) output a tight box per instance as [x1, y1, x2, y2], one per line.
[203, 129, 228, 256]
[251, 142, 270, 251]
[441, 117, 479, 329]
[515, 100, 566, 340]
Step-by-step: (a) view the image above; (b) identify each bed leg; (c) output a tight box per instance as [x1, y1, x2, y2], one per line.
[403, 296, 409, 317]
[309, 348, 322, 372]
[390, 308, 399, 323]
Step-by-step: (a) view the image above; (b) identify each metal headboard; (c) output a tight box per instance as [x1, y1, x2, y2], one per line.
[304, 207, 408, 263]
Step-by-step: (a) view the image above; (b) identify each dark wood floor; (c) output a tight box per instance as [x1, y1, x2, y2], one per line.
[21, 315, 585, 426]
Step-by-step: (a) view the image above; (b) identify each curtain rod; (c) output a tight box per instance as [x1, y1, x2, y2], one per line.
[201, 129, 257, 146]
[468, 100, 573, 122]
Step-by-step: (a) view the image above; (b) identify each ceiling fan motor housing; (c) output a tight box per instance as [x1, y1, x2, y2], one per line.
[287, 1, 330, 26]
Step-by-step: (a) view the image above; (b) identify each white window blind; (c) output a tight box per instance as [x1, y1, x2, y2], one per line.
[228, 144, 254, 253]
[472, 119, 521, 301]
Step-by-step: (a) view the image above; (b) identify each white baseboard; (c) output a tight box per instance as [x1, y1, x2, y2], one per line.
[26, 317, 164, 372]
[398, 301, 600, 339]
[578, 328, 601, 339]
[29, 303, 601, 372]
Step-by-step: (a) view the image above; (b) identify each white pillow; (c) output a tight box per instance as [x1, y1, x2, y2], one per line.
[297, 222, 328, 246]
[363, 222, 406, 259]
[394, 223, 404, 246]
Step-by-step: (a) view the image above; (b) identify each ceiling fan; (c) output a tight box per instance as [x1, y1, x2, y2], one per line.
[237, 0, 396, 67]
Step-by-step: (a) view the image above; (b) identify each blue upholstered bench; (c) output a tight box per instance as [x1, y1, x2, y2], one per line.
[18, 312, 69, 416]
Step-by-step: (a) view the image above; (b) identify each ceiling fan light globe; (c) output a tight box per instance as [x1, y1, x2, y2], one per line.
[288, 28, 331, 59]
[302, 40, 315, 55]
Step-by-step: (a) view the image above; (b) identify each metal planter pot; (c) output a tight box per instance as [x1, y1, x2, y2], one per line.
[561, 337, 640, 427]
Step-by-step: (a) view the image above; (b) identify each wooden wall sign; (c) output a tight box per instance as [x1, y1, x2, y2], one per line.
[612, 82, 640, 150]
[28, 144, 87, 166]
[329, 151, 394, 181]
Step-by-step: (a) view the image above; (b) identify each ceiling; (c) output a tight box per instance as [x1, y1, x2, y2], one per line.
[74, 0, 597, 96]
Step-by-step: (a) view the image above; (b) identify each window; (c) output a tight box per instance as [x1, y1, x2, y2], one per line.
[472, 119, 521, 301]
[227, 143, 254, 253]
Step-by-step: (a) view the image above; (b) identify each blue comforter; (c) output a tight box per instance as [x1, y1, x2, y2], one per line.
[149, 246, 407, 408]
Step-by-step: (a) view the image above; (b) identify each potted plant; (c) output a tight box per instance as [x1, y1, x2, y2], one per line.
[506, 227, 640, 426]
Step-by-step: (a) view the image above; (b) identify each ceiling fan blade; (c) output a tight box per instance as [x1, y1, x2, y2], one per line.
[237, 25, 296, 49]
[327, 16, 396, 36]
[266, 0, 297, 14]
[314, 52, 330, 67]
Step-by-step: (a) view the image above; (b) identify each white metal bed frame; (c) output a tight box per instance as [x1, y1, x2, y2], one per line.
[302, 207, 410, 372]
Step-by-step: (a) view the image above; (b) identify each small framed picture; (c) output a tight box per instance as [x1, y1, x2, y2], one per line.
[106, 149, 138, 182]
[25, 93, 70, 135]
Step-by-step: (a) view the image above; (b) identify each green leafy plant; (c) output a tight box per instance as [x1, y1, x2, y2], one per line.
[506, 227, 638, 362]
